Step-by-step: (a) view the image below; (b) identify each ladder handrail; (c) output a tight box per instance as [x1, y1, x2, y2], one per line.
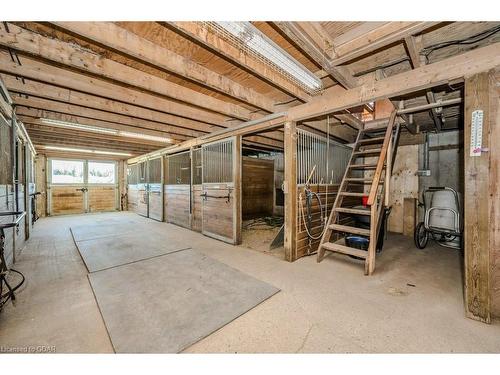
[367, 110, 397, 206]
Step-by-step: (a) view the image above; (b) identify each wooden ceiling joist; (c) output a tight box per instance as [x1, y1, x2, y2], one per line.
[166, 22, 311, 102]
[16, 109, 185, 141]
[329, 22, 440, 66]
[50, 22, 277, 113]
[0, 51, 228, 127]
[274, 22, 359, 89]
[288, 42, 500, 122]
[0, 23, 255, 121]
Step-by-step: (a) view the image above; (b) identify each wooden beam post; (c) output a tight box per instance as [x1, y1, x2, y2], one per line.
[284, 121, 297, 262]
[464, 70, 499, 323]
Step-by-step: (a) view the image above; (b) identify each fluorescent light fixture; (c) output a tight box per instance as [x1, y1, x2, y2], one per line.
[41, 118, 118, 135]
[43, 146, 132, 157]
[204, 22, 323, 94]
[40, 118, 173, 144]
[120, 131, 173, 143]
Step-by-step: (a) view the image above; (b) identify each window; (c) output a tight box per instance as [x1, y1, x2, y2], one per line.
[88, 162, 116, 184]
[51, 159, 84, 184]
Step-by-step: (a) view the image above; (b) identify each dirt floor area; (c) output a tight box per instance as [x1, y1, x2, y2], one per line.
[1, 212, 499, 353]
[240, 218, 284, 258]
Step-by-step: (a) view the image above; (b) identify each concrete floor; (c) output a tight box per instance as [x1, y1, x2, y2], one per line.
[1, 212, 499, 353]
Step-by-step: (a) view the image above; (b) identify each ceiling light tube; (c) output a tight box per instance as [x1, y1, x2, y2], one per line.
[43, 146, 132, 157]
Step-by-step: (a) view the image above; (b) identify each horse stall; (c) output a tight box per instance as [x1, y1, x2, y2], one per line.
[164, 151, 191, 229]
[127, 163, 139, 213]
[294, 128, 354, 259]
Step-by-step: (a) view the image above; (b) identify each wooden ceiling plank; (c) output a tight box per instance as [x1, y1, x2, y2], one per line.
[166, 22, 311, 102]
[51, 22, 276, 113]
[0, 22, 253, 121]
[0, 50, 227, 126]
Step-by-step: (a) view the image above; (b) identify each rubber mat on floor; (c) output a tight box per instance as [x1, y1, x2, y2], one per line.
[88, 249, 279, 353]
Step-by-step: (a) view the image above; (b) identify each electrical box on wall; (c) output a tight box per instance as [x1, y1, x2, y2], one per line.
[417, 170, 431, 176]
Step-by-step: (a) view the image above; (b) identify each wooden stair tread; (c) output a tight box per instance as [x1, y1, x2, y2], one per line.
[349, 163, 380, 169]
[335, 207, 371, 215]
[358, 136, 385, 144]
[320, 242, 368, 259]
[339, 192, 365, 197]
[329, 224, 370, 236]
[345, 178, 384, 184]
[353, 148, 382, 156]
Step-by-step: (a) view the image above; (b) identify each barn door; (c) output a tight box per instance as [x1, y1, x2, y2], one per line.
[136, 161, 148, 217]
[201, 137, 241, 244]
[147, 157, 163, 221]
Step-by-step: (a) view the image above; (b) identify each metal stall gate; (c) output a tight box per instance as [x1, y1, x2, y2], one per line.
[147, 157, 163, 221]
[191, 148, 203, 232]
[164, 151, 191, 228]
[201, 137, 240, 244]
[136, 161, 148, 217]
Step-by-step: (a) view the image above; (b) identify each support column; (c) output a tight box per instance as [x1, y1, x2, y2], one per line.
[464, 70, 500, 323]
[284, 121, 297, 262]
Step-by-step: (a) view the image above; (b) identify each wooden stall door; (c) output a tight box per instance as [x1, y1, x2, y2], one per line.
[164, 151, 191, 228]
[147, 157, 163, 221]
[201, 137, 241, 244]
[137, 161, 148, 217]
[88, 186, 117, 212]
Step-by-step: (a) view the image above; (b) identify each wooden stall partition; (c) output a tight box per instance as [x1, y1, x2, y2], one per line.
[201, 136, 241, 244]
[136, 161, 148, 217]
[242, 156, 274, 219]
[50, 185, 86, 215]
[88, 186, 117, 212]
[165, 151, 191, 228]
[147, 157, 163, 221]
[127, 163, 139, 213]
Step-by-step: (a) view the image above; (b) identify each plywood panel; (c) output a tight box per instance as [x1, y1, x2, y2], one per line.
[88, 186, 117, 212]
[165, 184, 190, 229]
[387, 145, 419, 233]
[242, 157, 274, 219]
[50, 186, 85, 215]
[148, 186, 163, 221]
[136, 185, 148, 217]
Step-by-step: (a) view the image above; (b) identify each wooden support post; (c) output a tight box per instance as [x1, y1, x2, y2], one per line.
[464, 70, 500, 323]
[233, 136, 242, 245]
[284, 121, 297, 262]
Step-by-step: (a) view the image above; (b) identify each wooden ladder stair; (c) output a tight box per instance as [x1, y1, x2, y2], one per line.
[317, 110, 401, 275]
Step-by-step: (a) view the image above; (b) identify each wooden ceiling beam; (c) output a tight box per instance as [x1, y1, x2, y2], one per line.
[0, 22, 254, 121]
[404, 35, 443, 131]
[16, 108, 190, 143]
[329, 22, 440, 66]
[274, 22, 359, 89]
[13, 96, 206, 138]
[28, 134, 155, 154]
[50, 22, 276, 113]
[14, 96, 283, 149]
[16, 109, 189, 141]
[288, 42, 500, 122]
[4, 76, 212, 136]
[0, 51, 227, 127]
[166, 22, 311, 102]
[23, 122, 169, 147]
